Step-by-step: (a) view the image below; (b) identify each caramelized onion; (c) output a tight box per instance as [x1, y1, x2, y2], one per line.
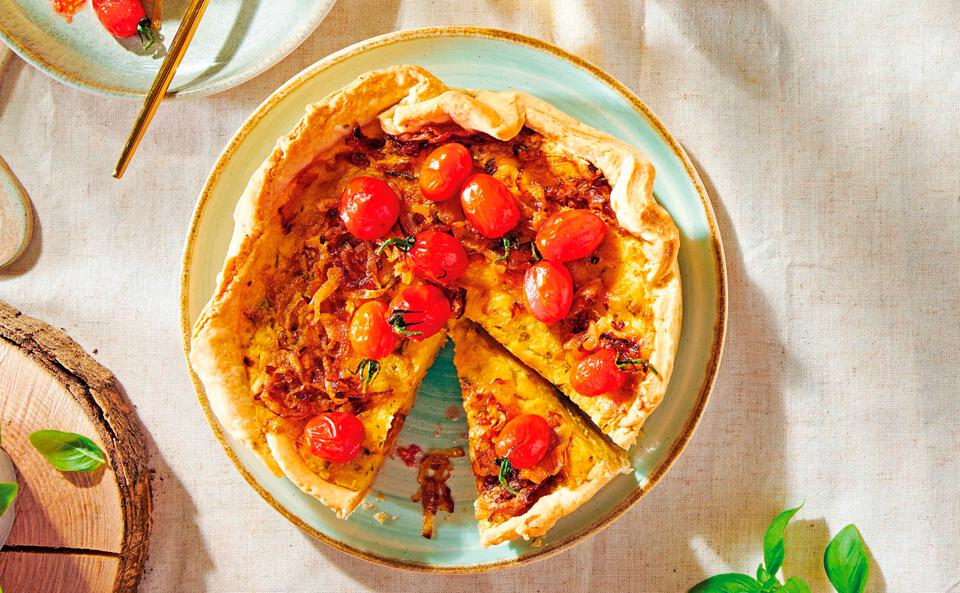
[412, 447, 464, 538]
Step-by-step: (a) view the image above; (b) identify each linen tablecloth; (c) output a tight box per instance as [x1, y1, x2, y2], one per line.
[0, 1, 957, 591]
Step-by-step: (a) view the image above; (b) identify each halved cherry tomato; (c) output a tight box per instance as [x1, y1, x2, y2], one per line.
[408, 231, 469, 283]
[92, 0, 154, 47]
[494, 414, 552, 469]
[570, 348, 626, 396]
[535, 209, 607, 263]
[420, 143, 473, 201]
[387, 284, 451, 341]
[339, 176, 400, 240]
[348, 301, 396, 359]
[459, 174, 520, 238]
[523, 260, 573, 324]
[304, 412, 365, 463]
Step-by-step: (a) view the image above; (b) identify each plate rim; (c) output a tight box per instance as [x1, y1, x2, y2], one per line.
[178, 26, 728, 573]
[0, 0, 337, 99]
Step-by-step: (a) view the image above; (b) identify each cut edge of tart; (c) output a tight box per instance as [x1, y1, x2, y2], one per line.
[450, 320, 630, 547]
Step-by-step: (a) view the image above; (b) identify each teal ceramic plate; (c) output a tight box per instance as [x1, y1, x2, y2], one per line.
[0, 0, 337, 98]
[180, 27, 727, 572]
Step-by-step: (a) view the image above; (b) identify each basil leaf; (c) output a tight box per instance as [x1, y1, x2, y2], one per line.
[763, 503, 803, 576]
[29, 430, 105, 472]
[824, 524, 869, 593]
[782, 578, 811, 593]
[689, 573, 762, 592]
[756, 565, 771, 583]
[0, 482, 16, 518]
[755, 566, 781, 592]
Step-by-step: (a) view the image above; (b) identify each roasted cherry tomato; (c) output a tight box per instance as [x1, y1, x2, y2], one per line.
[570, 348, 627, 396]
[387, 284, 451, 341]
[419, 143, 473, 201]
[407, 231, 469, 283]
[494, 414, 552, 469]
[92, 0, 154, 47]
[535, 209, 607, 263]
[523, 260, 573, 324]
[304, 412, 365, 463]
[459, 174, 520, 238]
[348, 301, 396, 359]
[339, 176, 400, 240]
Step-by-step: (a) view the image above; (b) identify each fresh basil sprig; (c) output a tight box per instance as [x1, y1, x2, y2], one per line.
[689, 503, 869, 593]
[824, 525, 869, 593]
[0, 482, 16, 518]
[29, 430, 105, 472]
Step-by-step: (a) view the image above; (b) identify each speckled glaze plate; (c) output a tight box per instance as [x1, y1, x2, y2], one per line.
[0, 0, 337, 98]
[180, 27, 727, 572]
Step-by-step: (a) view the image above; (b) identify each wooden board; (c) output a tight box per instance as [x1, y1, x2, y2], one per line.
[0, 302, 151, 593]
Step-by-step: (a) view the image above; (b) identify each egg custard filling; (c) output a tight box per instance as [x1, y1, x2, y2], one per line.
[190, 65, 681, 541]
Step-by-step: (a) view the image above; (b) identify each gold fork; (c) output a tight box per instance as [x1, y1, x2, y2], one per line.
[113, 0, 210, 179]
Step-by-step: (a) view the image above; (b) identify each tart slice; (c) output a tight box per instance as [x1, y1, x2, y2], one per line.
[450, 320, 630, 546]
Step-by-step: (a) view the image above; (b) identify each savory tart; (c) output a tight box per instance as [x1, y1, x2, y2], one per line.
[190, 64, 681, 528]
[450, 321, 629, 546]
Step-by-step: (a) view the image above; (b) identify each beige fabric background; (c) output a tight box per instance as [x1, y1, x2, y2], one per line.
[0, 1, 958, 591]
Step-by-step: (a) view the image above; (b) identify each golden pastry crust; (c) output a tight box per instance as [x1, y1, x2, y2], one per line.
[190, 64, 681, 521]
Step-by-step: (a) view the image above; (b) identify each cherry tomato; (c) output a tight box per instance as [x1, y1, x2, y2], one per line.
[420, 143, 473, 202]
[339, 176, 400, 240]
[407, 231, 469, 283]
[570, 348, 627, 396]
[387, 284, 451, 341]
[523, 260, 573, 324]
[349, 301, 396, 359]
[304, 412, 365, 463]
[459, 174, 520, 238]
[535, 209, 607, 263]
[92, 0, 154, 46]
[494, 414, 552, 469]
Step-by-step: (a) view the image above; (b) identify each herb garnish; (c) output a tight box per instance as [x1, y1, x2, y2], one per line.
[689, 502, 869, 593]
[530, 241, 542, 262]
[353, 359, 381, 393]
[29, 430, 106, 472]
[494, 456, 518, 495]
[496, 236, 516, 262]
[387, 309, 424, 337]
[615, 353, 659, 376]
[376, 235, 415, 255]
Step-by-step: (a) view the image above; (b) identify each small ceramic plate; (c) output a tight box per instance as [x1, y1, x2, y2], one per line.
[180, 27, 727, 572]
[0, 0, 337, 98]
